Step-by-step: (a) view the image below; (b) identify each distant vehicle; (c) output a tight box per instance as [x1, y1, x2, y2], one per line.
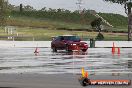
[51, 35, 88, 52]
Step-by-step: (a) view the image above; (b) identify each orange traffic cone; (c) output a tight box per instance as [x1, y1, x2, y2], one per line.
[34, 47, 39, 53]
[112, 42, 115, 54]
[81, 67, 89, 78]
[85, 71, 89, 78]
[81, 67, 85, 77]
[118, 47, 120, 55]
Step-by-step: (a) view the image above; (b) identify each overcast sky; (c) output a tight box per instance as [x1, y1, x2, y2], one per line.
[9, 0, 126, 16]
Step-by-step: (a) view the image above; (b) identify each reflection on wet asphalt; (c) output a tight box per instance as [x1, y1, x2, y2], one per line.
[0, 48, 132, 74]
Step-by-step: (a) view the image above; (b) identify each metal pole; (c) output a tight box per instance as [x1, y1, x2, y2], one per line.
[76, 0, 85, 24]
[128, 4, 132, 41]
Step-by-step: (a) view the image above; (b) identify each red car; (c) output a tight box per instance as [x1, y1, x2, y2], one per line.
[51, 35, 88, 52]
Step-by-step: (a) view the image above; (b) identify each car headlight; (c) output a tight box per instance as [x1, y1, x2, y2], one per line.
[84, 44, 88, 46]
[72, 44, 76, 46]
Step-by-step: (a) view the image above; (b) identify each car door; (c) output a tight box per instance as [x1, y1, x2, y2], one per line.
[53, 36, 61, 49]
[57, 36, 66, 49]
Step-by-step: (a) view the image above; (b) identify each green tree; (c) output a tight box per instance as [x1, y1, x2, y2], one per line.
[96, 32, 104, 40]
[24, 5, 34, 11]
[91, 18, 102, 32]
[40, 7, 46, 11]
[104, 0, 132, 41]
[0, 0, 8, 27]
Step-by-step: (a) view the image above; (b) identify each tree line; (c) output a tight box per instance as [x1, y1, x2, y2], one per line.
[9, 4, 127, 28]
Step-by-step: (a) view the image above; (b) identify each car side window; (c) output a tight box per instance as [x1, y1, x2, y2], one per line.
[55, 36, 61, 41]
[60, 36, 64, 40]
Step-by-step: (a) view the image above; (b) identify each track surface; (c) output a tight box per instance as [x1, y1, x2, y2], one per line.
[0, 48, 132, 74]
[0, 48, 132, 88]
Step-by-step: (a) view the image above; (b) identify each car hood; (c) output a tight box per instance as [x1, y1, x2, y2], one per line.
[66, 41, 87, 44]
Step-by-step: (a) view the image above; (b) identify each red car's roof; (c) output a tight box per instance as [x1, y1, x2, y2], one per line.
[59, 35, 75, 36]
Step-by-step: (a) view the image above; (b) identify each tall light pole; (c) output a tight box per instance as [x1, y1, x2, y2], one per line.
[76, 0, 83, 13]
[76, 0, 85, 24]
[125, 0, 132, 41]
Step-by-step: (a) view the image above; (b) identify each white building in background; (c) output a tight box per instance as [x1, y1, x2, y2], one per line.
[5, 26, 16, 34]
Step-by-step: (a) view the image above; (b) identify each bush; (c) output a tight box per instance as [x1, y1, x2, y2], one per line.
[95, 32, 104, 40]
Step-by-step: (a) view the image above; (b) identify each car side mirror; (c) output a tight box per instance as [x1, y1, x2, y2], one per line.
[52, 36, 56, 40]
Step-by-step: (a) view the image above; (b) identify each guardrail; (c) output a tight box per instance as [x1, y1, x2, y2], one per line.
[0, 41, 132, 48]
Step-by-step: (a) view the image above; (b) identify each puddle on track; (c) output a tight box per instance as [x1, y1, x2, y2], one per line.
[0, 48, 132, 75]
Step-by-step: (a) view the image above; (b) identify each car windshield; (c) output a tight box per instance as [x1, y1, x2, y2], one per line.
[63, 36, 80, 41]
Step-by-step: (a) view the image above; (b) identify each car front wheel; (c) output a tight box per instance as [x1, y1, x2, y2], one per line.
[66, 45, 72, 52]
[52, 47, 57, 52]
[82, 49, 87, 52]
